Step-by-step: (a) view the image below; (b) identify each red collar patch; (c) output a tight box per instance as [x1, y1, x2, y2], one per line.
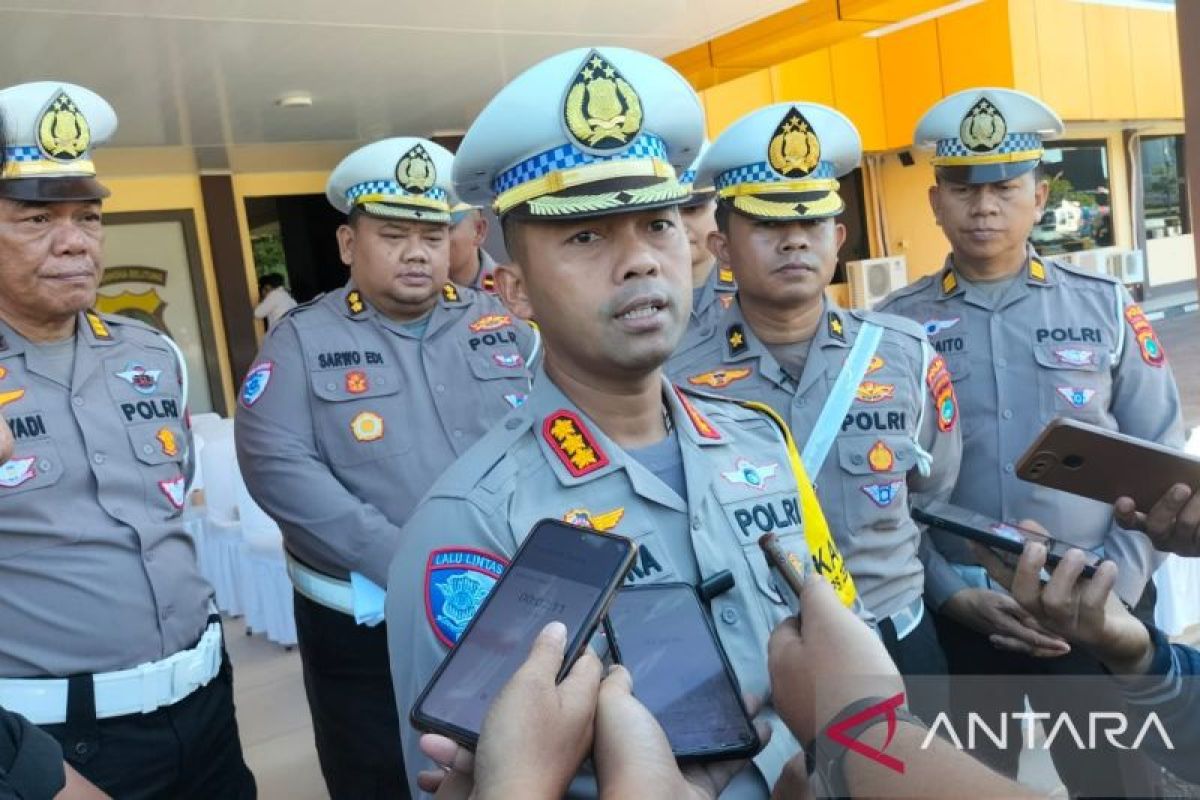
[543, 410, 610, 477]
[673, 386, 722, 441]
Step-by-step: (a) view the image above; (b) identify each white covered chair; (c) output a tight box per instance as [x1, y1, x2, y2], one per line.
[196, 419, 246, 616]
[235, 474, 297, 647]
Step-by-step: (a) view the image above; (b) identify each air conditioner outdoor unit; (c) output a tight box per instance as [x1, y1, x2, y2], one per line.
[1103, 249, 1146, 285]
[847, 256, 908, 309]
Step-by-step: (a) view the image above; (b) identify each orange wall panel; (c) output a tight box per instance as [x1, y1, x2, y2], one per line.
[829, 37, 888, 152]
[1033, 0, 1091, 119]
[937, 0, 1014, 94]
[878, 20, 943, 150]
[1007, 0, 1042, 97]
[771, 49, 835, 106]
[702, 69, 774, 138]
[1084, 5, 1136, 120]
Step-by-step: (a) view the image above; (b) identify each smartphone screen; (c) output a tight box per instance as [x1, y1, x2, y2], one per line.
[413, 520, 634, 744]
[607, 583, 759, 761]
[914, 501, 1102, 577]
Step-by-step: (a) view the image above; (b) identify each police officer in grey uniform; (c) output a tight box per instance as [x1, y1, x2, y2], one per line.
[385, 46, 862, 800]
[0, 82, 254, 799]
[447, 198, 500, 293]
[680, 143, 738, 340]
[879, 88, 1183, 794]
[235, 137, 536, 799]
[668, 104, 962, 719]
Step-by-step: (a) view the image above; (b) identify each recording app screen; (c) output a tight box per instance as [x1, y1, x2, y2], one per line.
[421, 528, 625, 738]
[610, 587, 753, 753]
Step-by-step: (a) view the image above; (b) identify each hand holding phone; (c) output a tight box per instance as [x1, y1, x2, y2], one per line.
[410, 519, 636, 746]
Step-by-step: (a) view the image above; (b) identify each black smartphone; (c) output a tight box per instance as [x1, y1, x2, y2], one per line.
[913, 500, 1102, 578]
[410, 519, 637, 746]
[605, 583, 761, 762]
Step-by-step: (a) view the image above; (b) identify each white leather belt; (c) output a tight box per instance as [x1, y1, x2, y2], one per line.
[286, 553, 354, 616]
[0, 620, 223, 725]
[950, 563, 996, 591]
[887, 595, 926, 641]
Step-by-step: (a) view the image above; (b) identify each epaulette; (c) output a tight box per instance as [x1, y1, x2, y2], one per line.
[874, 272, 938, 307]
[282, 292, 326, 320]
[673, 382, 768, 425]
[424, 409, 533, 501]
[1050, 258, 1120, 284]
[849, 308, 927, 341]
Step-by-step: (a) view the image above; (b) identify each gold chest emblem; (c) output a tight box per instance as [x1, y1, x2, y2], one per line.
[563, 50, 643, 151]
[37, 90, 91, 161]
[768, 106, 821, 178]
[959, 97, 1007, 153]
[395, 144, 436, 194]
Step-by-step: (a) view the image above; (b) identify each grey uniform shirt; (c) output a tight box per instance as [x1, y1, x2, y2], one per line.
[878, 249, 1185, 605]
[0, 312, 209, 677]
[234, 282, 536, 586]
[387, 367, 846, 798]
[683, 262, 738, 348]
[668, 299, 962, 620]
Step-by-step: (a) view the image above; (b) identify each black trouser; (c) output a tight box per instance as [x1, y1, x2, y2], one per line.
[878, 604, 949, 725]
[41, 650, 256, 800]
[934, 610, 1161, 798]
[294, 591, 409, 800]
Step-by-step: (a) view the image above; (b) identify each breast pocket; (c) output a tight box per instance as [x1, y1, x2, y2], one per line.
[1033, 345, 1111, 424]
[463, 346, 531, 412]
[836, 434, 913, 533]
[310, 367, 409, 466]
[0, 426, 70, 559]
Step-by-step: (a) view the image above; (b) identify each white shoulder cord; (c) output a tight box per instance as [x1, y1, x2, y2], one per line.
[913, 339, 936, 478]
[1112, 281, 1126, 373]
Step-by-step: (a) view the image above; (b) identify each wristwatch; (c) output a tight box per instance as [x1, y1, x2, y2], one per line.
[810, 695, 926, 798]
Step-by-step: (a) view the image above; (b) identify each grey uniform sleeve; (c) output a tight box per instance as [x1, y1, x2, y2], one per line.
[234, 322, 405, 586]
[1105, 288, 1186, 603]
[0, 706, 66, 800]
[910, 344, 967, 609]
[385, 494, 515, 800]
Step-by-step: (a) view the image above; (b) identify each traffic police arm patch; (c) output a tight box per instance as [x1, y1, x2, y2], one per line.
[924, 354, 958, 432]
[240, 362, 273, 407]
[424, 548, 508, 647]
[1124, 304, 1165, 367]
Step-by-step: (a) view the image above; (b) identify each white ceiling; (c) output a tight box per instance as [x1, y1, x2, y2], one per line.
[0, 0, 797, 157]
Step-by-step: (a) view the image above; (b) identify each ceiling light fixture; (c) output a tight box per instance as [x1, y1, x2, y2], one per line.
[863, 0, 984, 38]
[275, 91, 314, 109]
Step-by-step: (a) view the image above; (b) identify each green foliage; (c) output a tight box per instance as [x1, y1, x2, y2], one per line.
[251, 233, 287, 279]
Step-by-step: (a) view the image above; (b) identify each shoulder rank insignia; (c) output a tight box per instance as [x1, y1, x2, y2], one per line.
[544, 410, 610, 477]
[717, 266, 736, 288]
[924, 354, 957, 432]
[424, 548, 508, 647]
[1029, 258, 1047, 283]
[726, 324, 747, 356]
[469, 314, 512, 333]
[1124, 304, 1165, 367]
[395, 144, 436, 195]
[827, 311, 845, 343]
[84, 311, 111, 341]
[672, 386, 722, 441]
[768, 106, 821, 178]
[563, 49, 643, 153]
[480, 272, 496, 293]
[959, 97, 1007, 153]
[38, 90, 91, 161]
[441, 283, 460, 303]
[563, 507, 625, 531]
[941, 271, 958, 296]
[856, 381, 895, 404]
[346, 290, 366, 316]
[688, 367, 751, 389]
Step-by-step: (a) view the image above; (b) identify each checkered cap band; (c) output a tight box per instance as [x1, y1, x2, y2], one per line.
[492, 133, 668, 195]
[345, 181, 447, 204]
[4, 146, 44, 163]
[714, 160, 835, 191]
[935, 132, 1043, 159]
[680, 169, 696, 186]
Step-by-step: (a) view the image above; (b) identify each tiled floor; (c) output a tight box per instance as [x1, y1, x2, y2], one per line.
[225, 617, 328, 800]
[228, 309, 1198, 799]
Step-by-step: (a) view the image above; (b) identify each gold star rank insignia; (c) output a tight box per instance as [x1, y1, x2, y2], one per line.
[941, 271, 958, 296]
[726, 324, 747, 356]
[827, 312, 845, 342]
[346, 290, 366, 315]
[441, 283, 459, 303]
[1029, 258, 1047, 283]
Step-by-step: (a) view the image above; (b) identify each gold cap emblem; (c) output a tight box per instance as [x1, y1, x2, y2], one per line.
[395, 144, 436, 194]
[767, 106, 821, 178]
[959, 97, 1007, 153]
[563, 50, 643, 153]
[37, 90, 91, 161]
